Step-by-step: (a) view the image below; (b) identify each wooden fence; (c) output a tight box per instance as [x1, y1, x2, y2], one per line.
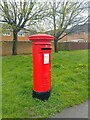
[0, 41, 89, 56]
[58, 42, 89, 51]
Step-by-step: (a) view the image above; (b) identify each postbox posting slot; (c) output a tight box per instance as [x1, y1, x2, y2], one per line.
[41, 48, 51, 50]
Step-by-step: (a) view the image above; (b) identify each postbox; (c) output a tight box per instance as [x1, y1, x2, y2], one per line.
[29, 34, 54, 100]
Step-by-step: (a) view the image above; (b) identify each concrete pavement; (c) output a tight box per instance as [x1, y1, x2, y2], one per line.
[50, 100, 89, 118]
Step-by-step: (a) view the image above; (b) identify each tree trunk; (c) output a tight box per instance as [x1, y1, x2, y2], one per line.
[54, 40, 58, 53]
[12, 31, 18, 55]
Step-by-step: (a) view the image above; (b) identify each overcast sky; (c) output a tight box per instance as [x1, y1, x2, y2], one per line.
[0, 0, 89, 31]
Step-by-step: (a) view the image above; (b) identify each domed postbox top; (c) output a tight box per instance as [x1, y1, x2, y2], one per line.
[29, 34, 54, 41]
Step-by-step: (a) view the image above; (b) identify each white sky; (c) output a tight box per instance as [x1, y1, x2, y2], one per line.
[0, 0, 89, 31]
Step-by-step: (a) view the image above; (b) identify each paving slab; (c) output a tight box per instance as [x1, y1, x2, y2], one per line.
[50, 100, 89, 118]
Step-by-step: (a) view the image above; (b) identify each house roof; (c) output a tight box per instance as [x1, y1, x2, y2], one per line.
[66, 23, 89, 34]
[45, 22, 89, 36]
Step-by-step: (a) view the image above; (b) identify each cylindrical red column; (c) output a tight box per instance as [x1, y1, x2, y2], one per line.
[29, 34, 54, 100]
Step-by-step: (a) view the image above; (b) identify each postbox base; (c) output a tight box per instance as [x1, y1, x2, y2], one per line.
[32, 90, 51, 101]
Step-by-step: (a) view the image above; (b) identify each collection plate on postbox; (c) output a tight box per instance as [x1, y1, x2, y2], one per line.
[44, 53, 49, 64]
[29, 34, 54, 101]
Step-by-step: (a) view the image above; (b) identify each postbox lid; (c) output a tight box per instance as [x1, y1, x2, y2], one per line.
[29, 34, 54, 41]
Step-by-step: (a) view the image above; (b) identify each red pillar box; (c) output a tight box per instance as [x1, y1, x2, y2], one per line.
[29, 34, 54, 100]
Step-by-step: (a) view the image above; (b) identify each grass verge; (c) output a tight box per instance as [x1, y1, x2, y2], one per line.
[2, 50, 88, 118]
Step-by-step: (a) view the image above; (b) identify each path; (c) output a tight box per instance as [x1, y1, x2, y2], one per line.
[50, 100, 89, 118]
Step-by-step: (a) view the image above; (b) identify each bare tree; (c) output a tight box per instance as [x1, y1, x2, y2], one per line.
[44, 0, 88, 52]
[0, 0, 47, 55]
[0, 23, 11, 33]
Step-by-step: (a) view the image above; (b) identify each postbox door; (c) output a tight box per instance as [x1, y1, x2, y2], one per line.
[40, 46, 52, 92]
[33, 44, 52, 92]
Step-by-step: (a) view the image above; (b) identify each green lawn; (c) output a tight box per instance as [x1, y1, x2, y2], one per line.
[2, 50, 88, 118]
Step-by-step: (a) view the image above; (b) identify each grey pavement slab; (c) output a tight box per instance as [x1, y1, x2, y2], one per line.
[50, 100, 89, 118]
